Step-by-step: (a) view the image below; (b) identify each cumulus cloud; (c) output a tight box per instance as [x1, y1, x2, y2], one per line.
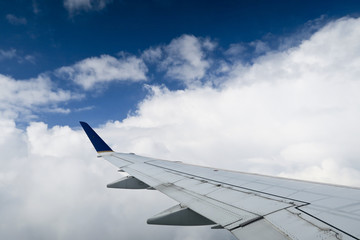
[57, 54, 148, 90]
[6, 14, 27, 25]
[160, 35, 210, 86]
[143, 35, 214, 87]
[249, 40, 271, 55]
[142, 47, 163, 63]
[0, 74, 81, 119]
[64, 0, 113, 14]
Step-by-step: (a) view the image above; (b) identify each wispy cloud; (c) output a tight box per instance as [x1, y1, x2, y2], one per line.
[74, 106, 94, 112]
[6, 14, 27, 25]
[0, 49, 36, 64]
[63, 0, 113, 15]
[57, 54, 148, 90]
[0, 49, 17, 60]
[32, 0, 40, 14]
[23, 55, 36, 64]
[44, 107, 71, 114]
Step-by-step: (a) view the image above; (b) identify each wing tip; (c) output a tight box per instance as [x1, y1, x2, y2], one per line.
[79, 121, 113, 153]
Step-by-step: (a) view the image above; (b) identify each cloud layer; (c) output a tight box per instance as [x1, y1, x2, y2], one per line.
[1, 17, 360, 239]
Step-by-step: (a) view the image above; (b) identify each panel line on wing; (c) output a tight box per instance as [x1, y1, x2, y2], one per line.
[145, 161, 308, 206]
[296, 207, 360, 240]
[229, 216, 264, 231]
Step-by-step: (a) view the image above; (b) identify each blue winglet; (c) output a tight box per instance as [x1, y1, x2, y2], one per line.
[80, 121, 113, 153]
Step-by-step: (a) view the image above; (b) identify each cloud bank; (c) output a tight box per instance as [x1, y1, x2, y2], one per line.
[1, 17, 360, 239]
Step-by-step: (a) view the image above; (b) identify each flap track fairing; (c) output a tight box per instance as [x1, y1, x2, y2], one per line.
[107, 176, 150, 189]
[147, 204, 215, 226]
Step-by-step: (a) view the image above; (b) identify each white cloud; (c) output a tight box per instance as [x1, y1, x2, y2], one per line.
[142, 47, 163, 63]
[57, 54, 148, 90]
[143, 35, 214, 87]
[44, 107, 71, 114]
[6, 14, 27, 25]
[64, 0, 113, 14]
[225, 43, 246, 56]
[277, 15, 328, 51]
[74, 105, 94, 112]
[250, 40, 271, 55]
[161, 35, 212, 87]
[0, 74, 81, 119]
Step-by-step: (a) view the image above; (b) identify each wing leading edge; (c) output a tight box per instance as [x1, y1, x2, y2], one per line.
[80, 122, 360, 240]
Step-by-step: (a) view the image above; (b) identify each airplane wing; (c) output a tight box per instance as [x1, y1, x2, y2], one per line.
[80, 121, 360, 240]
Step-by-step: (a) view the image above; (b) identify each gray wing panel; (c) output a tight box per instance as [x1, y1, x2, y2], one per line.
[101, 152, 360, 240]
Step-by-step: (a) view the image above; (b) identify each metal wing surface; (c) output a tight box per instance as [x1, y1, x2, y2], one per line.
[80, 122, 360, 240]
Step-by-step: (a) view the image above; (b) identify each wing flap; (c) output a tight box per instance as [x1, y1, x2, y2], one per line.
[231, 218, 289, 240]
[264, 208, 345, 240]
[232, 207, 349, 240]
[299, 204, 360, 239]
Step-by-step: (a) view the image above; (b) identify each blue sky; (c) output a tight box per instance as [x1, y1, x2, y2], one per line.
[2, 1, 360, 239]
[2, 0, 360, 128]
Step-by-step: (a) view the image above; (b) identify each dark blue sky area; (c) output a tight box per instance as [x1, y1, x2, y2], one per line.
[2, 0, 360, 79]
